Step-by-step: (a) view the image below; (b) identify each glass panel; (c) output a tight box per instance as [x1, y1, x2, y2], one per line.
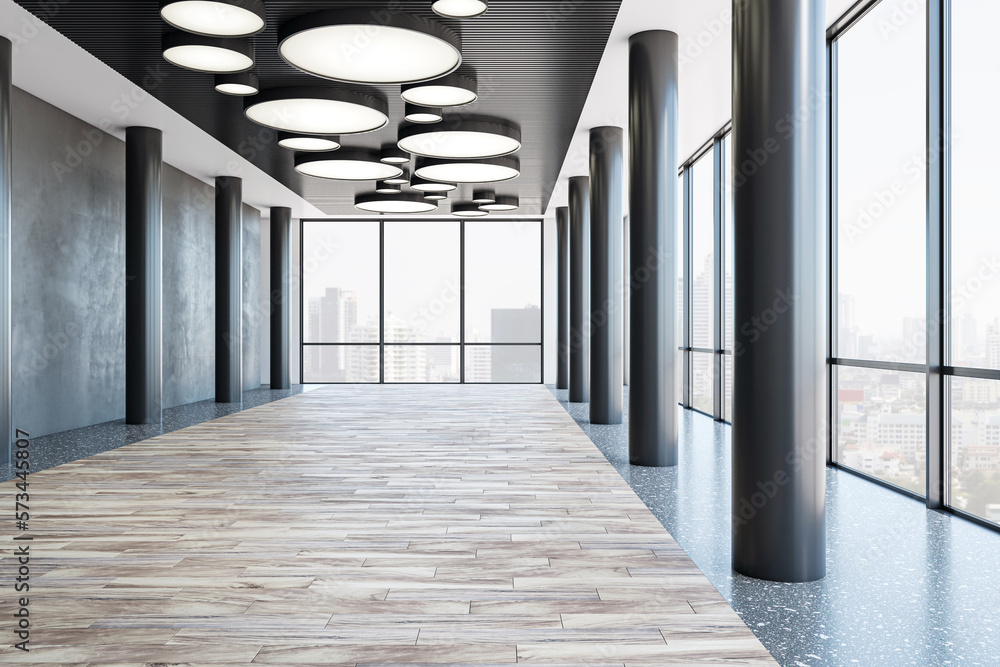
[949, 377, 1000, 526]
[691, 149, 715, 349]
[950, 0, 1000, 369]
[384, 345, 460, 383]
[723, 136, 734, 353]
[303, 345, 379, 383]
[383, 222, 461, 344]
[465, 346, 541, 383]
[723, 353, 733, 423]
[835, 2, 926, 363]
[677, 173, 685, 406]
[465, 221, 542, 343]
[303, 222, 380, 344]
[691, 351, 713, 415]
[836, 366, 926, 496]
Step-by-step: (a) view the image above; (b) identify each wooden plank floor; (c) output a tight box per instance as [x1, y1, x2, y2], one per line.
[0, 385, 776, 665]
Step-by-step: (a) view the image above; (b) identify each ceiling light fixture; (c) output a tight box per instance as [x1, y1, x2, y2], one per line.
[452, 201, 489, 217]
[385, 167, 410, 185]
[479, 194, 519, 212]
[245, 86, 388, 135]
[399, 118, 520, 159]
[215, 71, 259, 95]
[380, 143, 410, 165]
[425, 192, 448, 201]
[278, 10, 461, 84]
[432, 0, 489, 18]
[160, 0, 267, 37]
[410, 175, 457, 193]
[295, 148, 404, 181]
[356, 191, 439, 214]
[375, 180, 402, 194]
[404, 103, 443, 124]
[277, 132, 341, 152]
[415, 156, 520, 184]
[401, 70, 477, 107]
[162, 32, 254, 73]
[472, 188, 496, 204]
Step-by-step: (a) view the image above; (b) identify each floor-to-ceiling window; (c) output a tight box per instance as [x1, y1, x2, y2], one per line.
[689, 147, 716, 416]
[302, 219, 543, 384]
[831, 0, 927, 496]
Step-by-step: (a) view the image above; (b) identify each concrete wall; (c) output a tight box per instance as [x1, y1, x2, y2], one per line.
[162, 165, 215, 409]
[11, 87, 265, 437]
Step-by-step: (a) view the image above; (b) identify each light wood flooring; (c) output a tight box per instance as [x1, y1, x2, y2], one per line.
[0, 385, 776, 665]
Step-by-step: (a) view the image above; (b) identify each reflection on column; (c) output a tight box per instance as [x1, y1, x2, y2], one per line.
[568, 176, 590, 403]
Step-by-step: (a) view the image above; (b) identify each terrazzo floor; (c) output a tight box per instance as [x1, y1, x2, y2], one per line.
[553, 386, 1000, 666]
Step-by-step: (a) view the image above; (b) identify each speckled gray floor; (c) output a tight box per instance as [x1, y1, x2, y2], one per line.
[552, 385, 1000, 667]
[1, 385, 319, 482]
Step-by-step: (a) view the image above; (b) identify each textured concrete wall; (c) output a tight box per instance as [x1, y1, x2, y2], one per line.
[11, 87, 126, 437]
[162, 165, 215, 409]
[242, 203, 261, 390]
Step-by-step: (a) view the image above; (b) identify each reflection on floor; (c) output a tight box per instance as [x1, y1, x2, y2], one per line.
[0, 385, 776, 665]
[0, 385, 319, 482]
[553, 386, 1000, 666]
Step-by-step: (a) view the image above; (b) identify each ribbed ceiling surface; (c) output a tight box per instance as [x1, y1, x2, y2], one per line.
[15, 1, 622, 216]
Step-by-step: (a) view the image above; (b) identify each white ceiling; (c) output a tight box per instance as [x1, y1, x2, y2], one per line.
[0, 0, 323, 219]
[545, 0, 858, 217]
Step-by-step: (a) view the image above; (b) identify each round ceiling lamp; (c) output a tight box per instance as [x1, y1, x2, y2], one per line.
[160, 0, 267, 37]
[375, 180, 402, 195]
[215, 70, 259, 96]
[399, 119, 520, 159]
[425, 192, 448, 201]
[277, 132, 341, 152]
[380, 143, 410, 165]
[479, 194, 519, 212]
[162, 32, 254, 73]
[415, 156, 520, 184]
[472, 188, 495, 204]
[452, 201, 489, 217]
[404, 103, 443, 124]
[245, 87, 388, 135]
[278, 10, 461, 84]
[385, 167, 410, 186]
[432, 0, 489, 18]
[401, 70, 477, 107]
[295, 148, 404, 181]
[356, 192, 439, 214]
[410, 175, 457, 193]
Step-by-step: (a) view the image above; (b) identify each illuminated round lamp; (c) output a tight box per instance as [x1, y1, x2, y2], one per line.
[215, 71, 259, 96]
[425, 192, 448, 201]
[380, 143, 410, 165]
[385, 167, 410, 186]
[452, 201, 489, 217]
[399, 119, 520, 159]
[404, 103, 443, 124]
[472, 188, 495, 204]
[401, 70, 477, 107]
[245, 86, 388, 135]
[277, 132, 341, 152]
[375, 180, 402, 195]
[278, 10, 461, 85]
[356, 191, 438, 214]
[410, 175, 457, 193]
[295, 148, 404, 181]
[160, 0, 267, 37]
[162, 32, 254, 73]
[432, 0, 488, 18]
[415, 155, 520, 184]
[479, 194, 518, 212]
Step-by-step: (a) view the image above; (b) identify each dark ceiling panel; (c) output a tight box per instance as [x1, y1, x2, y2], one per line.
[16, 1, 621, 215]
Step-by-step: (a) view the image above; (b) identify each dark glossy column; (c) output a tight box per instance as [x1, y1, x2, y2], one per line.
[623, 215, 629, 387]
[556, 206, 570, 390]
[732, 0, 826, 582]
[125, 127, 162, 425]
[568, 176, 590, 403]
[628, 31, 679, 466]
[0, 38, 10, 461]
[215, 176, 243, 403]
[589, 127, 624, 424]
[269, 207, 292, 390]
